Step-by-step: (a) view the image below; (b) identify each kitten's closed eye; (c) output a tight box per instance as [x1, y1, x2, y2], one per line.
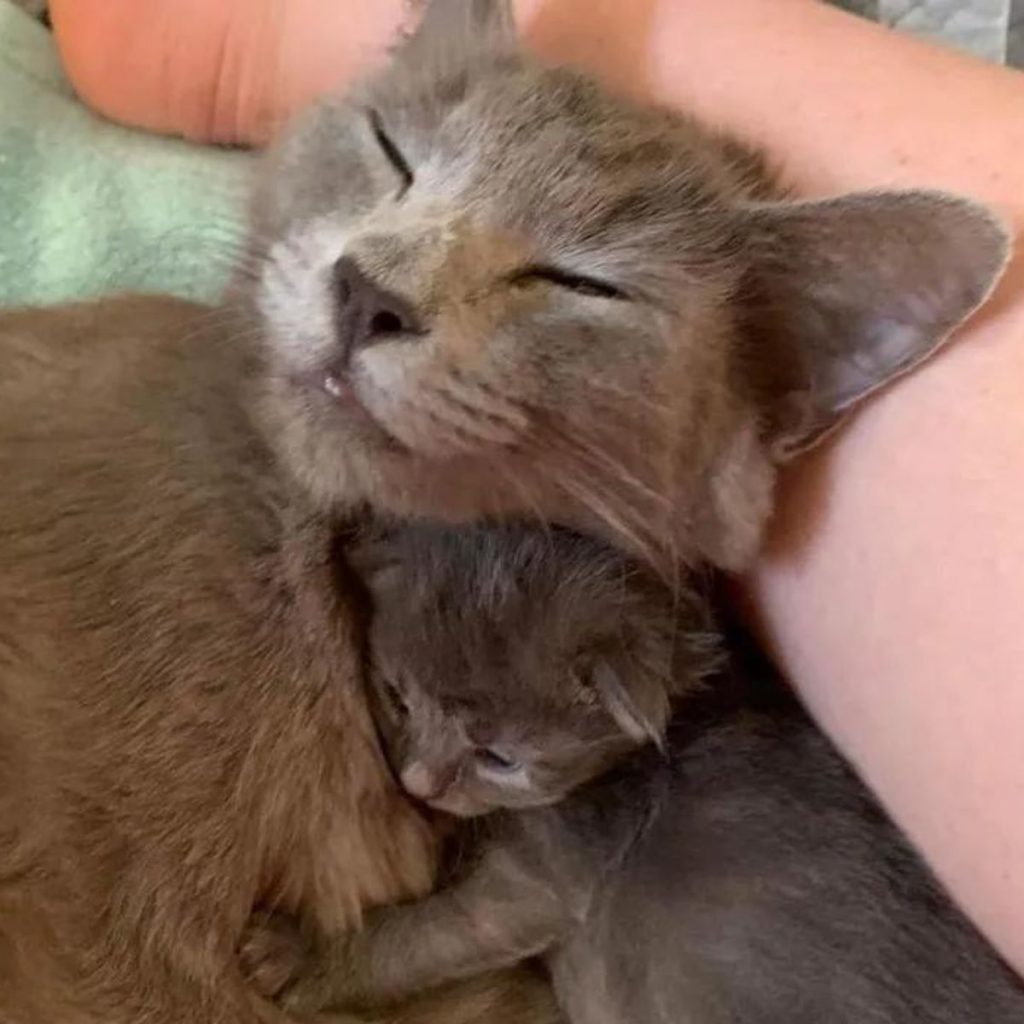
[368, 110, 414, 197]
[510, 266, 628, 301]
[475, 748, 523, 774]
[378, 674, 410, 717]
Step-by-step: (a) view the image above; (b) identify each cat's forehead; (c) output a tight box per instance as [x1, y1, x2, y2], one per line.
[366, 61, 742, 258]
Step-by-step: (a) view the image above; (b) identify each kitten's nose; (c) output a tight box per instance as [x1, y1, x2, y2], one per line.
[333, 256, 422, 360]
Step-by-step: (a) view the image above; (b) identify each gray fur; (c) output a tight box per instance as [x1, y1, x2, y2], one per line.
[244, 526, 1024, 1023]
[348, 523, 716, 817]
[248, 0, 1009, 568]
[0, 1, 1012, 1018]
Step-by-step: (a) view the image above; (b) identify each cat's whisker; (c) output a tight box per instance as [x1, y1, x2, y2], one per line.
[536, 420, 674, 536]
[530, 421, 682, 569]
[553, 471, 657, 564]
[583, 378, 675, 419]
[488, 459, 552, 533]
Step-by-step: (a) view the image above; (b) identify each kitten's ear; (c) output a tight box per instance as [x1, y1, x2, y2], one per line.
[741, 190, 1010, 458]
[590, 661, 669, 750]
[400, 0, 515, 63]
[345, 528, 402, 596]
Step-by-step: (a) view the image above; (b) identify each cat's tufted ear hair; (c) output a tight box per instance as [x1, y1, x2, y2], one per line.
[398, 0, 516, 66]
[590, 660, 670, 751]
[740, 190, 1010, 459]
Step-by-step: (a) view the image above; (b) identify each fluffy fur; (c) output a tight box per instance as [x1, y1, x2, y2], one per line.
[349, 523, 716, 817]
[0, 297, 438, 1022]
[0, 0, 1011, 1019]
[248, 0, 1009, 569]
[242, 526, 1024, 1023]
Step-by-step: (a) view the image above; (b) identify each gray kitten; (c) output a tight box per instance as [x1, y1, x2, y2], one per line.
[352, 524, 716, 820]
[243, 524, 1024, 1023]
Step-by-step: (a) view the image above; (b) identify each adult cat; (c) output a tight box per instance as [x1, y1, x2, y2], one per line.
[0, 0, 1008, 1020]
[251, 0, 1008, 569]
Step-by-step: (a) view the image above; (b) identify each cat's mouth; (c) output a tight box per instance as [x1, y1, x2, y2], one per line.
[298, 367, 406, 453]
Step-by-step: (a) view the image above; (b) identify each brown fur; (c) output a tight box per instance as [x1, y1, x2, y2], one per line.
[0, 296, 557, 1023]
[0, 0, 1010, 1019]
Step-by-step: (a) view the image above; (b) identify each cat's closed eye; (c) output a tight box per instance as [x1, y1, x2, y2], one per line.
[509, 266, 628, 301]
[368, 110, 414, 197]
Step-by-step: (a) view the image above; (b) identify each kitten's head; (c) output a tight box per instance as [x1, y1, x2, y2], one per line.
[349, 523, 712, 817]
[249, 0, 1009, 569]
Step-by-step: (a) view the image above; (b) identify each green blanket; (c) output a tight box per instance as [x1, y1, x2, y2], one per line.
[0, 0, 251, 307]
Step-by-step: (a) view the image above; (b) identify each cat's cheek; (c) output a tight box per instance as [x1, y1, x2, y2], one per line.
[357, 352, 524, 459]
[255, 218, 355, 374]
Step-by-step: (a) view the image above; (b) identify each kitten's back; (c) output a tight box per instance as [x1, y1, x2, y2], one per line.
[552, 679, 1024, 1023]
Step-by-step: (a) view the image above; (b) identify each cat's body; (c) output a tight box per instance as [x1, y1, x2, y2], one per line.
[248, 526, 1024, 1023]
[0, 296, 438, 1023]
[0, 0, 1012, 1019]
[0, 298, 559, 1024]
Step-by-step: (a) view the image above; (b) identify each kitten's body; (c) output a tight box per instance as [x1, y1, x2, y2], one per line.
[549, 676, 1024, 1023]
[255, 528, 1024, 1023]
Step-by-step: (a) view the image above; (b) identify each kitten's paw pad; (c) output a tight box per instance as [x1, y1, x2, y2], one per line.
[239, 911, 311, 999]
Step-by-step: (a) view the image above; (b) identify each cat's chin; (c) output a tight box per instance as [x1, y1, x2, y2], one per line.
[260, 374, 537, 521]
[260, 373, 687, 563]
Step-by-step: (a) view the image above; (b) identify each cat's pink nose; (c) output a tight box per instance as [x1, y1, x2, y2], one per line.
[400, 761, 450, 802]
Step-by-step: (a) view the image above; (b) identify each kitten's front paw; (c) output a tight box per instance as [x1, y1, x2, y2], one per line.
[278, 935, 364, 1016]
[239, 911, 311, 1000]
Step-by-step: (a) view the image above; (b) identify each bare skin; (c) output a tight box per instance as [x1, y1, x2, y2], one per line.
[49, 0, 1024, 975]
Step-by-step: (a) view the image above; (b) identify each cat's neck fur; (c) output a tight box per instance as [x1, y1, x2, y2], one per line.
[0, 295, 439, 1023]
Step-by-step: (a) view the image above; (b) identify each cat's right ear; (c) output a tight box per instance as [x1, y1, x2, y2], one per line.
[398, 0, 516, 64]
[692, 190, 1009, 570]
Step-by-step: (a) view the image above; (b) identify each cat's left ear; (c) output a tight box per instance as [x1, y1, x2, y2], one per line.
[590, 660, 669, 750]
[741, 190, 1010, 458]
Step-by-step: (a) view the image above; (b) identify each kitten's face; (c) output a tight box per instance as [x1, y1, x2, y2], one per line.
[249, 0, 1007, 569]
[353, 526, 708, 818]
